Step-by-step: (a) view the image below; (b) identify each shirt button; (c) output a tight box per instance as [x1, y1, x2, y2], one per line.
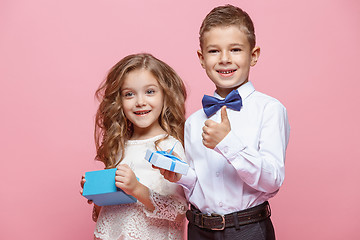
[216, 172, 220, 177]
[219, 202, 223, 207]
[223, 147, 228, 153]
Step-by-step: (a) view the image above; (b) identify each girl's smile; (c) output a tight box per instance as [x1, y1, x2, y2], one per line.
[133, 110, 151, 116]
[120, 69, 165, 139]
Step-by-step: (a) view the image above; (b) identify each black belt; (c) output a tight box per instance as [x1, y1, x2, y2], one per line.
[186, 201, 271, 231]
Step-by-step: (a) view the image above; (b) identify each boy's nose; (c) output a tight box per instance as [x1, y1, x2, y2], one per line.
[220, 52, 231, 64]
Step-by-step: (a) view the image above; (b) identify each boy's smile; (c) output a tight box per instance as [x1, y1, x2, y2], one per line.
[197, 26, 260, 98]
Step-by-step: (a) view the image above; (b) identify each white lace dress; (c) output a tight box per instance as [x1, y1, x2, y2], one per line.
[94, 135, 188, 240]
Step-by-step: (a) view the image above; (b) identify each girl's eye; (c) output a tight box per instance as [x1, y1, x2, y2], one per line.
[146, 89, 155, 95]
[231, 48, 241, 52]
[123, 92, 134, 98]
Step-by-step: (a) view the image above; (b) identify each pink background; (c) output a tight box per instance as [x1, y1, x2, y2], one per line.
[1, 0, 360, 239]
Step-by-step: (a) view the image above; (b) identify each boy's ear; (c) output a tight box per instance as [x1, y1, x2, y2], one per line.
[250, 46, 260, 67]
[197, 50, 205, 69]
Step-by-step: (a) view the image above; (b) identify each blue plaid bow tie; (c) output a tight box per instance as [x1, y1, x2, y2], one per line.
[202, 90, 242, 117]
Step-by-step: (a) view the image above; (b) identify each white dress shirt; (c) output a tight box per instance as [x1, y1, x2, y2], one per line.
[178, 82, 290, 215]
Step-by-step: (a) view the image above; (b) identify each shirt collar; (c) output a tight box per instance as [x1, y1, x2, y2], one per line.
[214, 81, 255, 100]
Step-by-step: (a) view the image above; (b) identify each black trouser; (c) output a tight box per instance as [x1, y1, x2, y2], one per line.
[188, 217, 275, 240]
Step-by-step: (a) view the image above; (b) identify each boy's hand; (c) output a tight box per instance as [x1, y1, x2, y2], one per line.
[202, 106, 231, 149]
[152, 149, 182, 182]
[115, 164, 139, 196]
[154, 165, 182, 182]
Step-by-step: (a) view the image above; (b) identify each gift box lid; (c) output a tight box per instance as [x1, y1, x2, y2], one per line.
[82, 168, 137, 206]
[145, 149, 189, 175]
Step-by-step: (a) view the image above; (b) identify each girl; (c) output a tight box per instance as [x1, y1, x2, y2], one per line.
[81, 53, 188, 240]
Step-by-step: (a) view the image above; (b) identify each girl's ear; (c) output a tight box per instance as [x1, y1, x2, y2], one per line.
[197, 50, 206, 69]
[250, 46, 260, 67]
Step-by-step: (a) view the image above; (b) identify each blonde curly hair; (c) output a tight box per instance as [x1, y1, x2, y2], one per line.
[94, 53, 187, 168]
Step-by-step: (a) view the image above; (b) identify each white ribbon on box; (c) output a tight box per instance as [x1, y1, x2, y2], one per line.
[145, 144, 189, 175]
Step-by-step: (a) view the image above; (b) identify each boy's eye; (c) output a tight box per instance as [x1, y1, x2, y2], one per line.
[231, 48, 242, 52]
[208, 49, 219, 54]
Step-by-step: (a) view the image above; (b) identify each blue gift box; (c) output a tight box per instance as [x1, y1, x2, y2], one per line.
[145, 149, 189, 175]
[82, 168, 137, 206]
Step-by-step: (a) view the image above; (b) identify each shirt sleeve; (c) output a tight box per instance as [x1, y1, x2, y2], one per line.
[214, 101, 290, 193]
[176, 118, 197, 198]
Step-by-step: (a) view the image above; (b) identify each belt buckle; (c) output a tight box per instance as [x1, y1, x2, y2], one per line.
[210, 213, 225, 230]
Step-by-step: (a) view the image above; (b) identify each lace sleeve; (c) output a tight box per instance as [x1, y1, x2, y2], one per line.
[143, 189, 188, 221]
[92, 205, 98, 222]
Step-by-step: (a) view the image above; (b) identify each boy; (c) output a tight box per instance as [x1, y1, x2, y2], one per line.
[159, 5, 290, 239]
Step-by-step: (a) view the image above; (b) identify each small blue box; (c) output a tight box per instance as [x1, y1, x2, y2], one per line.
[145, 149, 189, 175]
[82, 168, 137, 206]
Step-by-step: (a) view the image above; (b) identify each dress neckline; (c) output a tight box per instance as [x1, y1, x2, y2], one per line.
[126, 134, 168, 145]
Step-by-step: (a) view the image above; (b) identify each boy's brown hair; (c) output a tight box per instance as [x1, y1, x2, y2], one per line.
[199, 4, 256, 50]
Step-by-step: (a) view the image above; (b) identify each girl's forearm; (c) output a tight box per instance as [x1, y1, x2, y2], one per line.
[92, 204, 102, 222]
[133, 183, 155, 211]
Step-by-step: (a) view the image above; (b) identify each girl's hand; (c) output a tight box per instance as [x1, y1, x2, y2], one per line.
[80, 174, 93, 204]
[116, 164, 155, 211]
[115, 164, 139, 196]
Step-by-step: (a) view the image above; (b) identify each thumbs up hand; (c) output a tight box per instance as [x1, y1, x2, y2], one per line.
[202, 106, 231, 149]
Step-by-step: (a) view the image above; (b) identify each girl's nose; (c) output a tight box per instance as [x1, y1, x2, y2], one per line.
[135, 95, 146, 107]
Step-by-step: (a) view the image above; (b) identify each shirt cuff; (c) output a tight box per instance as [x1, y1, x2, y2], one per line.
[214, 131, 246, 160]
[177, 167, 196, 192]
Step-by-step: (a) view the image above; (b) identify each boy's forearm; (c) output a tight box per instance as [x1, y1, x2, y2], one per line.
[215, 127, 286, 193]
